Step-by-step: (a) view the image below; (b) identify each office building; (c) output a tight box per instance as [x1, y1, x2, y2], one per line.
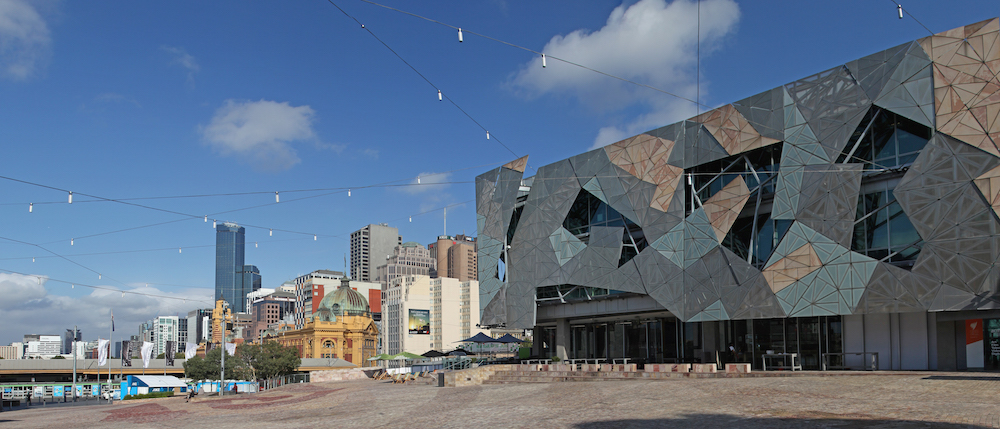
[476, 19, 1000, 371]
[350, 223, 401, 282]
[62, 329, 82, 354]
[0, 344, 23, 360]
[374, 242, 436, 291]
[187, 308, 212, 344]
[24, 335, 60, 359]
[382, 275, 483, 355]
[293, 270, 344, 329]
[428, 234, 478, 281]
[216, 222, 247, 313]
[247, 290, 295, 342]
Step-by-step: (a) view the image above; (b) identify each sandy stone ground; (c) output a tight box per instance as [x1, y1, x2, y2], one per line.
[3, 372, 1000, 428]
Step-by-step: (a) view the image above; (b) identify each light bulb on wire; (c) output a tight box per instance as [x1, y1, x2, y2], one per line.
[275, 191, 280, 203]
[29, 203, 32, 213]
[68, 191, 73, 204]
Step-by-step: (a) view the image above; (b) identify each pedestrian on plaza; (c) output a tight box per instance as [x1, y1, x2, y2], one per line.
[729, 343, 737, 362]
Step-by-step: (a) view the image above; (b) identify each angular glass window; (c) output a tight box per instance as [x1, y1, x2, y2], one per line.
[852, 181, 922, 269]
[561, 188, 647, 267]
[837, 107, 932, 170]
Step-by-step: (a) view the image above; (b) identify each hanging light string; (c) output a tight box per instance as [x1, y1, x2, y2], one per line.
[324, 0, 522, 159]
[352, 0, 708, 110]
[885, 1, 935, 36]
[0, 267, 213, 304]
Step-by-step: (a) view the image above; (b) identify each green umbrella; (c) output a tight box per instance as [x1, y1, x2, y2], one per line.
[367, 353, 393, 361]
[390, 352, 424, 360]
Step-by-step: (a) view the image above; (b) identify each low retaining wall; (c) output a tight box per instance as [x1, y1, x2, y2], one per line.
[310, 368, 368, 383]
[441, 365, 514, 387]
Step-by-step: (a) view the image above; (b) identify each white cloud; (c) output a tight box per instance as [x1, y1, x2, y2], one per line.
[162, 45, 199, 83]
[404, 172, 452, 195]
[202, 99, 317, 172]
[0, 0, 51, 80]
[0, 273, 211, 345]
[360, 148, 379, 160]
[510, 0, 740, 149]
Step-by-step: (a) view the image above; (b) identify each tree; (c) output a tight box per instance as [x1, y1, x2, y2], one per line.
[51, 355, 66, 359]
[155, 353, 165, 359]
[235, 342, 300, 381]
[175, 352, 185, 360]
[183, 348, 222, 381]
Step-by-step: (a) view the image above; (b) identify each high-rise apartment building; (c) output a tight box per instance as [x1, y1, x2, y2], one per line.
[350, 223, 401, 282]
[140, 316, 179, 357]
[428, 234, 478, 281]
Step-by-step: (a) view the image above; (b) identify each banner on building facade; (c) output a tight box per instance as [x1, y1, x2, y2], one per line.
[165, 341, 175, 366]
[408, 309, 429, 334]
[121, 341, 132, 367]
[967, 319, 985, 368]
[97, 339, 109, 366]
[141, 341, 154, 369]
[185, 342, 198, 360]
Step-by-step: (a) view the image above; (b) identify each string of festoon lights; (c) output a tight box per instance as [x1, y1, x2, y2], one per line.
[348, 0, 707, 109]
[0, 267, 213, 304]
[324, 0, 526, 160]
[2, 160, 503, 246]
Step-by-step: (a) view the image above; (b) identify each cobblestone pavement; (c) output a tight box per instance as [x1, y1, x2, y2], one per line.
[4, 372, 1000, 428]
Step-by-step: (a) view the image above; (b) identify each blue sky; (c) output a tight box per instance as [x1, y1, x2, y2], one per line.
[0, 0, 996, 346]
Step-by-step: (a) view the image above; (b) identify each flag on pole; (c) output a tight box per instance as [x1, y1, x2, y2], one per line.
[97, 339, 109, 366]
[185, 342, 198, 360]
[225, 342, 236, 356]
[141, 342, 154, 369]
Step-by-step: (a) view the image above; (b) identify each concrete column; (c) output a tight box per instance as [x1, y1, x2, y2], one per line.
[532, 326, 544, 357]
[555, 318, 570, 360]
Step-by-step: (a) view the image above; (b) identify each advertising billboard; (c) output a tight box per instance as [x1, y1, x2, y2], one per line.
[408, 309, 429, 335]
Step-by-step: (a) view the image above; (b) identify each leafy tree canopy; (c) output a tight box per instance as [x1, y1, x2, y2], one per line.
[182, 342, 300, 382]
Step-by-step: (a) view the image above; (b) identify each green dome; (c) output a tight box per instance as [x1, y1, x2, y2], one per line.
[315, 284, 370, 322]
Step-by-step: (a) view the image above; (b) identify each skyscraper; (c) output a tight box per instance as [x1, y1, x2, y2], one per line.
[350, 223, 401, 282]
[216, 222, 246, 313]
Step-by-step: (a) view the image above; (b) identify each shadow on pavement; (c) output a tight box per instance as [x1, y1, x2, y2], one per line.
[922, 375, 1000, 381]
[574, 414, 989, 428]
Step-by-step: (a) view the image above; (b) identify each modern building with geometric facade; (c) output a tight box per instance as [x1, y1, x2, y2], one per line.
[477, 19, 1000, 371]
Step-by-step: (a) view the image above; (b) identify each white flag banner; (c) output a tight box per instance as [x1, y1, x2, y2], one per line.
[185, 342, 198, 360]
[97, 339, 109, 366]
[141, 342, 154, 369]
[225, 342, 236, 356]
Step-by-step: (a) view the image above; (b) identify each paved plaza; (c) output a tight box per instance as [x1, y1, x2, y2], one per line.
[3, 372, 1000, 428]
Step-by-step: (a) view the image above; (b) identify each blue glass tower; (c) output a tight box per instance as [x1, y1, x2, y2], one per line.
[215, 222, 246, 313]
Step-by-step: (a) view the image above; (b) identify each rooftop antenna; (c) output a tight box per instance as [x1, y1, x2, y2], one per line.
[444, 207, 447, 237]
